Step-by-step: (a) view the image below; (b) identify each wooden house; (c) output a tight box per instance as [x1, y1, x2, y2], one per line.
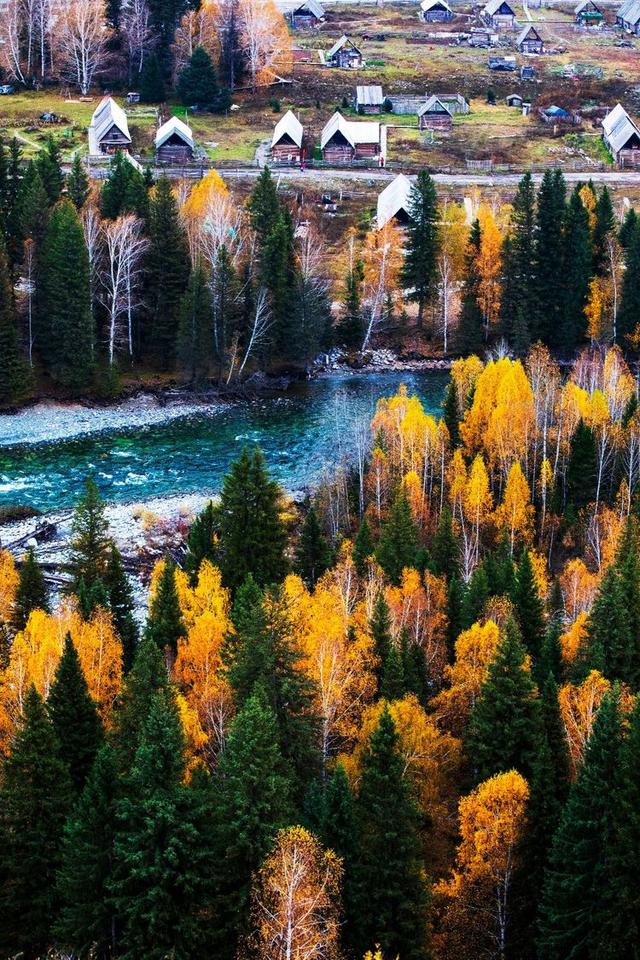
[575, 0, 603, 25]
[506, 93, 523, 107]
[436, 93, 470, 115]
[271, 110, 304, 164]
[482, 0, 517, 29]
[469, 26, 499, 45]
[320, 112, 386, 164]
[517, 24, 544, 53]
[356, 85, 384, 114]
[418, 95, 453, 131]
[602, 102, 640, 165]
[88, 97, 131, 156]
[419, 0, 453, 22]
[377, 174, 414, 229]
[325, 36, 364, 69]
[155, 116, 194, 163]
[617, 0, 640, 33]
[288, 0, 325, 29]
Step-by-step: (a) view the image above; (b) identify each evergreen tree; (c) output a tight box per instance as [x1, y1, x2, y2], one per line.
[511, 548, 545, 663]
[431, 505, 460, 579]
[100, 152, 149, 220]
[145, 176, 190, 367]
[247, 167, 281, 248]
[618, 206, 638, 249]
[575, 565, 633, 684]
[212, 694, 292, 959]
[0, 687, 73, 960]
[56, 743, 119, 960]
[66, 153, 90, 209]
[401, 170, 440, 328]
[261, 209, 297, 359]
[613, 515, 640, 686]
[36, 136, 63, 206]
[353, 516, 376, 574]
[178, 259, 212, 383]
[319, 762, 359, 956]
[144, 556, 185, 657]
[618, 218, 640, 341]
[7, 161, 49, 273]
[339, 254, 364, 347]
[39, 199, 94, 389]
[565, 419, 597, 510]
[538, 691, 622, 960]
[535, 169, 566, 347]
[537, 620, 563, 684]
[217, 446, 288, 591]
[460, 562, 490, 629]
[111, 690, 215, 959]
[380, 641, 406, 701]
[14, 547, 49, 630]
[47, 633, 103, 792]
[146, 0, 189, 49]
[466, 618, 541, 782]
[295, 505, 331, 587]
[560, 186, 592, 352]
[103, 541, 138, 674]
[211, 244, 243, 383]
[352, 707, 430, 960]
[376, 489, 418, 585]
[177, 46, 219, 105]
[456, 217, 484, 354]
[68, 475, 110, 598]
[370, 591, 393, 690]
[110, 636, 169, 773]
[0, 233, 28, 407]
[139, 52, 166, 102]
[184, 500, 217, 582]
[592, 185, 615, 275]
[499, 173, 538, 348]
[442, 381, 460, 448]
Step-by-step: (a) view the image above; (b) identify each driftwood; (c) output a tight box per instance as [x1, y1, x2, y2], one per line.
[2, 520, 60, 554]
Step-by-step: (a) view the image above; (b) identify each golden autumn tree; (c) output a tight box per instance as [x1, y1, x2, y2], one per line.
[475, 206, 503, 341]
[248, 826, 343, 960]
[0, 548, 18, 641]
[494, 461, 534, 554]
[464, 454, 493, 573]
[181, 169, 242, 268]
[172, 1, 220, 80]
[237, 0, 292, 90]
[436, 770, 529, 960]
[558, 669, 611, 777]
[385, 568, 449, 688]
[437, 201, 469, 352]
[584, 276, 613, 345]
[432, 619, 501, 733]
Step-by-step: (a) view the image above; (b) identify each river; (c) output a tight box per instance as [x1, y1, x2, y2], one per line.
[0, 372, 448, 513]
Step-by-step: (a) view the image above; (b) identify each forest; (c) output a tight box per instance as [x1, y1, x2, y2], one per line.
[0, 347, 639, 959]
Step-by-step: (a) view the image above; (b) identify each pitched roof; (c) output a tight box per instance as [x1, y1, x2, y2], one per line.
[293, 0, 325, 16]
[357, 85, 384, 106]
[602, 102, 640, 153]
[575, 0, 601, 13]
[326, 35, 361, 59]
[377, 174, 414, 229]
[420, 0, 453, 10]
[418, 95, 453, 117]
[155, 115, 194, 149]
[517, 23, 542, 44]
[90, 97, 131, 144]
[320, 112, 381, 149]
[484, 0, 515, 15]
[544, 104, 570, 116]
[271, 110, 304, 148]
[619, 0, 640, 21]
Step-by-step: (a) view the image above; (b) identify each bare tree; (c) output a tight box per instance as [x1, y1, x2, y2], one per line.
[121, 0, 155, 82]
[172, 3, 219, 81]
[235, 287, 273, 379]
[35, 0, 54, 81]
[100, 215, 148, 365]
[237, 0, 291, 90]
[56, 0, 109, 95]
[21, 239, 36, 367]
[0, 0, 28, 86]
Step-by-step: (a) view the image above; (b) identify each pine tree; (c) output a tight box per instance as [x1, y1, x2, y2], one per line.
[619, 206, 638, 249]
[36, 136, 63, 206]
[100, 152, 149, 220]
[184, 500, 217, 582]
[68, 475, 110, 598]
[212, 694, 292, 960]
[110, 636, 169, 773]
[0, 687, 73, 960]
[370, 591, 393, 690]
[353, 516, 376, 574]
[56, 743, 119, 960]
[575, 565, 633, 684]
[8, 161, 49, 272]
[139, 52, 166, 102]
[66, 153, 90, 210]
[457, 218, 484, 354]
[352, 707, 430, 960]
[295, 505, 332, 587]
[178, 259, 213, 383]
[376, 489, 418, 585]
[380, 641, 406, 701]
[535, 169, 566, 347]
[111, 690, 215, 959]
[431, 505, 460, 579]
[144, 556, 186, 657]
[339, 254, 364, 347]
[14, 547, 49, 629]
[39, 198, 94, 389]
[104, 541, 138, 674]
[538, 690, 622, 960]
[613, 516, 640, 687]
[0, 233, 28, 407]
[47, 633, 103, 792]
[466, 618, 541, 782]
[177, 46, 219, 105]
[460, 562, 490, 629]
[560, 186, 592, 352]
[499, 173, 538, 348]
[511, 548, 545, 663]
[247, 167, 281, 248]
[319, 762, 359, 956]
[261, 210, 297, 359]
[566, 419, 597, 510]
[145, 176, 190, 367]
[401, 170, 440, 328]
[618, 218, 640, 341]
[592, 185, 615, 275]
[537, 621, 563, 684]
[442, 381, 460, 448]
[211, 244, 242, 383]
[217, 446, 288, 591]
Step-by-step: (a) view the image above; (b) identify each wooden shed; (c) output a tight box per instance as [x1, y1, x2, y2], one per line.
[356, 85, 384, 114]
[419, 0, 453, 22]
[602, 102, 640, 165]
[320, 112, 386, 164]
[155, 116, 194, 163]
[517, 24, 544, 53]
[482, 0, 517, 29]
[289, 0, 325, 28]
[506, 93, 524, 107]
[271, 110, 304, 164]
[575, 0, 603, 25]
[617, 0, 640, 33]
[418, 95, 453, 131]
[88, 97, 132, 156]
[326, 36, 364, 69]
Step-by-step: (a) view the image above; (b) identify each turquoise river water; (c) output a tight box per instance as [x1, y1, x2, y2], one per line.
[0, 372, 448, 513]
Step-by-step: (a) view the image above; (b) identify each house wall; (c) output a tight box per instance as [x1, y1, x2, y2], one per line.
[358, 103, 382, 114]
[419, 112, 452, 130]
[354, 142, 380, 158]
[272, 142, 302, 163]
[423, 8, 453, 21]
[617, 147, 640, 166]
[330, 50, 363, 68]
[519, 38, 543, 52]
[322, 142, 355, 163]
[99, 126, 131, 154]
[157, 143, 193, 163]
[292, 13, 319, 28]
[490, 13, 516, 27]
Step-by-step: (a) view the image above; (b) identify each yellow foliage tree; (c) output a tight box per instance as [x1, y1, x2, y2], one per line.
[0, 549, 18, 643]
[475, 206, 503, 340]
[238, 0, 293, 89]
[494, 461, 534, 554]
[385, 568, 449, 688]
[559, 669, 611, 776]
[432, 619, 501, 733]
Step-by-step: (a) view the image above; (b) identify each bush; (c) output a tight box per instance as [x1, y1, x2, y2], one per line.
[270, 98, 281, 113]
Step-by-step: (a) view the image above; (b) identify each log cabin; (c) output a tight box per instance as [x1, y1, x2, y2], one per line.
[271, 110, 304, 164]
[418, 95, 453, 131]
[419, 0, 454, 22]
[602, 103, 640, 166]
[617, 0, 640, 33]
[575, 0, 603, 25]
[289, 0, 325, 29]
[517, 24, 545, 53]
[325, 36, 364, 69]
[155, 116, 194, 163]
[320, 112, 386, 164]
[356, 85, 384, 114]
[88, 98, 132, 156]
[377, 174, 414, 229]
[482, 0, 517, 29]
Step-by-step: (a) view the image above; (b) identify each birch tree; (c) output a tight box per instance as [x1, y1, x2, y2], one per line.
[56, 0, 109, 95]
[121, 0, 155, 81]
[0, 0, 27, 86]
[237, 0, 291, 90]
[100, 215, 148, 365]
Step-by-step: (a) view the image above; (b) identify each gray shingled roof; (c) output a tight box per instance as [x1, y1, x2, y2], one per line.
[484, 0, 515, 16]
[602, 102, 640, 154]
[356, 85, 384, 106]
[517, 24, 542, 45]
[293, 0, 325, 17]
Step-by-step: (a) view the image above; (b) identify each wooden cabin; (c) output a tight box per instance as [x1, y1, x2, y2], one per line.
[320, 112, 386, 164]
[155, 116, 194, 163]
[377, 174, 414, 229]
[88, 97, 131, 156]
[602, 102, 640, 165]
[419, 0, 453, 22]
[356, 85, 384, 114]
[436, 93, 470, 115]
[517, 24, 544, 53]
[326, 36, 364, 69]
[482, 0, 517, 29]
[617, 0, 640, 33]
[575, 0, 603, 25]
[289, 0, 325, 29]
[418, 95, 453, 131]
[271, 110, 304, 164]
